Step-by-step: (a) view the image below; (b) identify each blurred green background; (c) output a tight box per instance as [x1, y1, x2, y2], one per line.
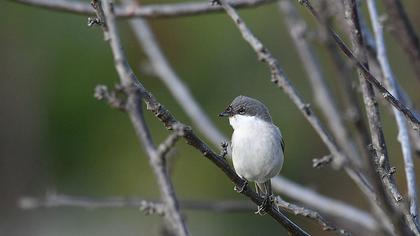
[1, 0, 420, 235]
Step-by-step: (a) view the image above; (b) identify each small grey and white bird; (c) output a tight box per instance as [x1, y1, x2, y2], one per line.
[219, 95, 284, 214]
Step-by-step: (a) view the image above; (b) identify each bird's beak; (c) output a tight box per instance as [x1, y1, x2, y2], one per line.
[218, 111, 229, 117]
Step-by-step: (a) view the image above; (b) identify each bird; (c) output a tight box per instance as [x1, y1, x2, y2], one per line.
[219, 95, 284, 215]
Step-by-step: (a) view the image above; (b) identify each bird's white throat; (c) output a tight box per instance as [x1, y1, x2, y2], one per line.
[229, 114, 270, 130]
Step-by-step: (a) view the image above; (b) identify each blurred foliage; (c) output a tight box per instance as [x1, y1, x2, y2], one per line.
[1, 0, 420, 235]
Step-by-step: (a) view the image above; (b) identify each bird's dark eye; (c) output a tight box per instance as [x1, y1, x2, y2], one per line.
[226, 106, 232, 112]
[238, 107, 246, 114]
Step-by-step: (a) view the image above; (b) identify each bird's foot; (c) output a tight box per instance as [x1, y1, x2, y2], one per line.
[210, 0, 221, 6]
[254, 195, 273, 216]
[219, 141, 228, 160]
[234, 180, 248, 193]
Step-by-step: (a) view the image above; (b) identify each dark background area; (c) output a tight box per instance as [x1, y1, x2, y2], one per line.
[1, 0, 420, 235]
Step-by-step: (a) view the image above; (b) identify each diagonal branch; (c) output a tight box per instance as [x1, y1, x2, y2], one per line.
[11, 0, 276, 19]
[341, 0, 401, 204]
[272, 177, 377, 231]
[366, 0, 419, 226]
[274, 196, 350, 236]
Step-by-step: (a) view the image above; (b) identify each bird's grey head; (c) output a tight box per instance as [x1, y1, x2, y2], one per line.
[219, 95, 272, 122]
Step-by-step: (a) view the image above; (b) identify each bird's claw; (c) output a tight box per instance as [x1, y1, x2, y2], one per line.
[234, 180, 248, 193]
[255, 195, 273, 216]
[210, 0, 221, 5]
[219, 142, 228, 160]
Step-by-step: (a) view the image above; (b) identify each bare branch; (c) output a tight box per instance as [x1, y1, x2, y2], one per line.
[341, 1, 406, 234]
[298, 0, 420, 132]
[382, 0, 420, 82]
[342, 0, 401, 203]
[272, 177, 378, 231]
[157, 124, 184, 159]
[91, 1, 189, 235]
[11, 0, 276, 19]
[275, 196, 350, 236]
[312, 155, 333, 168]
[94, 84, 126, 110]
[367, 0, 419, 226]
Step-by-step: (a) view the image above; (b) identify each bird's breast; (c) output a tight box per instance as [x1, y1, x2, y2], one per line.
[230, 117, 283, 183]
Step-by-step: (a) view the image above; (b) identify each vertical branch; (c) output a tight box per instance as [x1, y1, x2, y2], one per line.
[340, 0, 413, 234]
[342, 0, 401, 203]
[132, 102, 189, 236]
[382, 0, 420, 82]
[91, 1, 189, 235]
[366, 0, 419, 225]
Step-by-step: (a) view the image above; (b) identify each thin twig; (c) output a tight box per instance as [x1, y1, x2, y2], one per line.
[92, 1, 189, 235]
[156, 123, 187, 159]
[94, 84, 126, 110]
[297, 0, 420, 132]
[275, 196, 350, 236]
[11, 0, 276, 19]
[382, 0, 420, 82]
[312, 155, 333, 168]
[366, 0, 419, 226]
